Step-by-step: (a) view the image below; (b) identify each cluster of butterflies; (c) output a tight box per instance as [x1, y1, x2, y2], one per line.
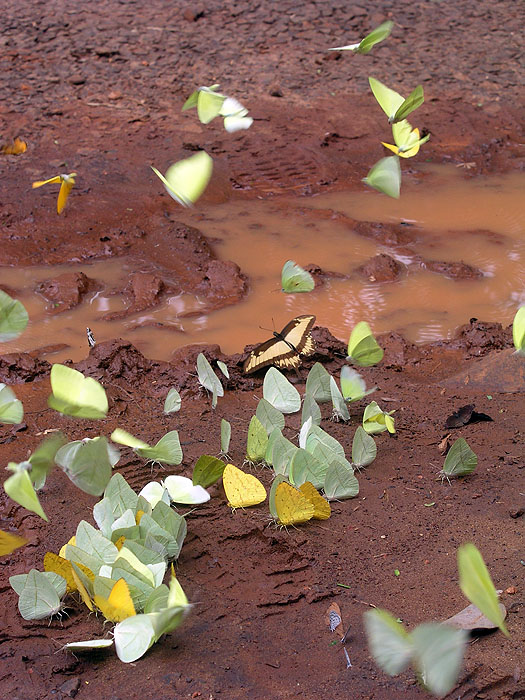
[9, 472, 192, 663]
[223, 462, 331, 526]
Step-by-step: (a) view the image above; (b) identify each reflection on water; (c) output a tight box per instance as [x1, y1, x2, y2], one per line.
[1, 165, 524, 362]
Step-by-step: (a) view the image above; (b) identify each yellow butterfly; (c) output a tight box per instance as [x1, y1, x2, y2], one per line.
[222, 463, 266, 509]
[32, 172, 77, 214]
[275, 482, 315, 526]
[94, 578, 136, 623]
[381, 120, 429, 159]
[298, 482, 331, 520]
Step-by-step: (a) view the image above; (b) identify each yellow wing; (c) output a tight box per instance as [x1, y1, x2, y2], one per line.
[0, 529, 27, 556]
[275, 482, 315, 526]
[57, 173, 76, 213]
[94, 578, 136, 623]
[44, 552, 78, 593]
[32, 175, 61, 189]
[299, 482, 331, 520]
[223, 463, 266, 508]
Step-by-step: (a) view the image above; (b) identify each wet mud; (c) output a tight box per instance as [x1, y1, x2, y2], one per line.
[1, 1, 524, 699]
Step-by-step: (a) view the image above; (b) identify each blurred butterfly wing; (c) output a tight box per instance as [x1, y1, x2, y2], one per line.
[57, 175, 75, 214]
[369, 78, 404, 121]
[32, 175, 62, 189]
[357, 20, 394, 54]
[243, 315, 316, 374]
[197, 89, 226, 124]
[393, 85, 424, 123]
[363, 156, 401, 199]
[163, 151, 213, 207]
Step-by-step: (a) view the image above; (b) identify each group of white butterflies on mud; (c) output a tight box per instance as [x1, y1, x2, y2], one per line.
[1, 15, 523, 696]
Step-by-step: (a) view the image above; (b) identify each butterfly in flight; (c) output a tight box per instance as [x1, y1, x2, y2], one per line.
[32, 172, 77, 214]
[243, 315, 316, 374]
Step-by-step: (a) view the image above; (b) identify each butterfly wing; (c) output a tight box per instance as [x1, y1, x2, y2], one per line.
[153, 151, 213, 207]
[1, 137, 27, 155]
[393, 85, 424, 123]
[243, 315, 316, 374]
[369, 78, 404, 121]
[32, 175, 62, 189]
[57, 174, 76, 214]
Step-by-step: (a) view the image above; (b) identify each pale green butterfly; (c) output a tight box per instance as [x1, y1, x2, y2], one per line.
[263, 367, 301, 413]
[457, 543, 509, 636]
[162, 475, 210, 505]
[196, 352, 224, 409]
[219, 96, 253, 133]
[301, 393, 321, 426]
[48, 364, 108, 419]
[329, 376, 350, 422]
[217, 360, 229, 378]
[352, 426, 377, 469]
[26, 432, 66, 490]
[289, 448, 326, 490]
[0, 289, 28, 342]
[55, 436, 117, 496]
[281, 260, 315, 293]
[256, 398, 285, 435]
[163, 388, 181, 414]
[4, 466, 48, 520]
[340, 366, 376, 402]
[323, 460, 359, 501]
[246, 415, 268, 463]
[513, 306, 525, 354]
[369, 77, 424, 123]
[17, 569, 64, 620]
[347, 321, 384, 366]
[111, 428, 183, 466]
[220, 418, 231, 456]
[10, 570, 66, 597]
[305, 362, 332, 403]
[268, 474, 287, 520]
[151, 151, 213, 208]
[440, 437, 477, 481]
[362, 401, 395, 434]
[328, 20, 393, 54]
[0, 383, 23, 424]
[182, 84, 226, 124]
[363, 156, 401, 199]
[382, 119, 430, 158]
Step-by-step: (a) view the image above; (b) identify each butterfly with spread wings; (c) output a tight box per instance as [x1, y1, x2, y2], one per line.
[243, 315, 316, 374]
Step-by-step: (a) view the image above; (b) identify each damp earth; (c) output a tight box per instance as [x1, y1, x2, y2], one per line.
[0, 1, 524, 699]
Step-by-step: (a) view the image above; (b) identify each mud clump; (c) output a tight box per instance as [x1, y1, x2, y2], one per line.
[195, 260, 247, 310]
[36, 272, 100, 313]
[355, 254, 406, 282]
[423, 260, 484, 279]
[0, 352, 51, 384]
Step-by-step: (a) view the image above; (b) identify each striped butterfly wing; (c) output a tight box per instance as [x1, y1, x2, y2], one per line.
[243, 315, 316, 374]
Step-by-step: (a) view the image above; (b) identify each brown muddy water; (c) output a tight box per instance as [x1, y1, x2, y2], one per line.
[1, 166, 524, 362]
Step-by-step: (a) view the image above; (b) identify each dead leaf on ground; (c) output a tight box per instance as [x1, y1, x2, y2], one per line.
[444, 601, 507, 631]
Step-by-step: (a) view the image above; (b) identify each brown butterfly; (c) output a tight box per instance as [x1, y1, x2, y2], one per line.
[243, 315, 316, 374]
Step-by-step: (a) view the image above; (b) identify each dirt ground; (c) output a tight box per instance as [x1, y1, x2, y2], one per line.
[1, 1, 524, 699]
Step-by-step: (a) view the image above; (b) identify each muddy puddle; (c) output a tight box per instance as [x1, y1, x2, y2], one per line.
[1, 165, 524, 362]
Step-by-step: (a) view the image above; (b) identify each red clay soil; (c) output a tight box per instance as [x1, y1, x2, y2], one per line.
[1, 1, 524, 699]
